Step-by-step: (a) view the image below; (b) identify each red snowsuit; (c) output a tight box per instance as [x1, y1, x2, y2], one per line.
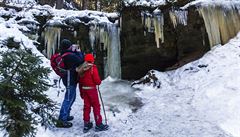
[79, 64, 102, 125]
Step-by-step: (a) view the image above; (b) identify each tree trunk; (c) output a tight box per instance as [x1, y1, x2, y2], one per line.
[95, 0, 98, 10]
[83, 0, 88, 9]
[56, 0, 63, 9]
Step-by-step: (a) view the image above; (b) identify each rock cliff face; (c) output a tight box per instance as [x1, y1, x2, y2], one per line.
[121, 5, 209, 79]
[121, 1, 240, 79]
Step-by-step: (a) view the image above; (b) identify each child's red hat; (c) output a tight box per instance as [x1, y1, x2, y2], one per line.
[84, 54, 94, 63]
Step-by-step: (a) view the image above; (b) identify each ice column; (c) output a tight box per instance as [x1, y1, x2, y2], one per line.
[198, 5, 240, 47]
[43, 27, 61, 58]
[106, 24, 121, 79]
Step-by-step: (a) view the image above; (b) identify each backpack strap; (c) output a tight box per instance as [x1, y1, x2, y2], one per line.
[56, 52, 72, 69]
[62, 52, 72, 58]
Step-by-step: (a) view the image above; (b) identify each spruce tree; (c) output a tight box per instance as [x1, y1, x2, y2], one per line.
[0, 46, 57, 137]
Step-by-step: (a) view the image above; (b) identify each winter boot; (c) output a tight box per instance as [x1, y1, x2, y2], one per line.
[67, 116, 74, 121]
[83, 122, 93, 133]
[95, 123, 109, 132]
[56, 120, 73, 128]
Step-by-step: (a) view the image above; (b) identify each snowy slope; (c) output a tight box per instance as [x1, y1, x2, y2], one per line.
[131, 33, 240, 137]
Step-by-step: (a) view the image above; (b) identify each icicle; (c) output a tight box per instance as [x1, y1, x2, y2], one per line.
[73, 31, 77, 38]
[141, 12, 146, 36]
[198, 5, 240, 47]
[99, 27, 109, 51]
[169, 9, 188, 28]
[89, 25, 96, 51]
[43, 27, 61, 58]
[146, 16, 152, 32]
[169, 11, 177, 28]
[120, 16, 122, 32]
[153, 11, 164, 48]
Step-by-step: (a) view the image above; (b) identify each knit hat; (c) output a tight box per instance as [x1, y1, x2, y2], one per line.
[84, 54, 94, 63]
[60, 39, 72, 51]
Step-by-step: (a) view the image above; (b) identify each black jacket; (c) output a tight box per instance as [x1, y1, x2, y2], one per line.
[61, 50, 84, 86]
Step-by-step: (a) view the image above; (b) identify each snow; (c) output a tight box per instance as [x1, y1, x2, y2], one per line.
[124, 0, 166, 7]
[1, 1, 240, 137]
[0, 4, 118, 27]
[50, 9, 118, 25]
[123, 0, 240, 10]
[182, 0, 240, 9]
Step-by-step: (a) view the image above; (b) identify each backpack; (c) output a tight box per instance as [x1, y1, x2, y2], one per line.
[50, 52, 72, 77]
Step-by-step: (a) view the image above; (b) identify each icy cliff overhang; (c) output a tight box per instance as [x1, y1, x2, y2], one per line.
[1, 0, 36, 5]
[0, 4, 119, 27]
[46, 9, 119, 27]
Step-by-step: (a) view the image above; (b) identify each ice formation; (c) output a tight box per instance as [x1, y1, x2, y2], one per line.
[198, 5, 240, 47]
[42, 27, 61, 58]
[89, 23, 121, 79]
[169, 9, 188, 28]
[142, 10, 164, 48]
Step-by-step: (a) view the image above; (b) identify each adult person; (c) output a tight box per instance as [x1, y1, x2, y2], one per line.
[56, 39, 84, 128]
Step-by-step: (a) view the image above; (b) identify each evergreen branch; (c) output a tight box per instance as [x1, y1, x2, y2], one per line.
[5, 53, 25, 84]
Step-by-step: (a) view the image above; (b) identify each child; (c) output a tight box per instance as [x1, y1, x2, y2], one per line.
[78, 53, 109, 133]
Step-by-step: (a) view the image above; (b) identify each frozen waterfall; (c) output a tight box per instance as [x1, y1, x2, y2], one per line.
[89, 23, 121, 79]
[106, 24, 121, 79]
